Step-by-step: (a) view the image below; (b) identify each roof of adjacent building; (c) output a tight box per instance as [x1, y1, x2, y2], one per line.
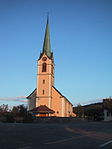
[29, 105, 55, 114]
[103, 98, 112, 111]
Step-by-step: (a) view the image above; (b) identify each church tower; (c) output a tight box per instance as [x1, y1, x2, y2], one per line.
[36, 17, 54, 109]
[27, 17, 74, 117]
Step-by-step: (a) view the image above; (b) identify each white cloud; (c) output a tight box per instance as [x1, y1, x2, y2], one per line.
[0, 96, 27, 102]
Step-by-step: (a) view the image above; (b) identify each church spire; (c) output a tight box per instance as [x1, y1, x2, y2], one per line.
[42, 16, 51, 58]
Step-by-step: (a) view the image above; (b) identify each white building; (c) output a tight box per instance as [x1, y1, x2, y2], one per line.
[103, 98, 112, 121]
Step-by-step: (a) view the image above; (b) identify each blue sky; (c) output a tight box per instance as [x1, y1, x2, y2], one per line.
[0, 0, 112, 107]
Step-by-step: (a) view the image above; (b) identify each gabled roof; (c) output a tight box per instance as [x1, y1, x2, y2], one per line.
[29, 105, 55, 114]
[26, 88, 36, 99]
[27, 87, 73, 106]
[38, 52, 53, 60]
[53, 86, 73, 106]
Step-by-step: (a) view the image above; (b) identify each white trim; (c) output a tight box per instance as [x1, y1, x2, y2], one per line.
[61, 98, 64, 117]
[36, 76, 39, 107]
[61, 98, 63, 116]
[36, 63, 39, 107]
[67, 102, 68, 117]
[48, 64, 51, 108]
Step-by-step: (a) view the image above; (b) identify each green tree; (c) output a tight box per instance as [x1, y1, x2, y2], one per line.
[0, 104, 8, 116]
[84, 104, 103, 121]
[11, 104, 27, 117]
[11, 105, 33, 123]
[74, 104, 84, 118]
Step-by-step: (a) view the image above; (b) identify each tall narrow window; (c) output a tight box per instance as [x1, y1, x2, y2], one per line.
[42, 63, 47, 72]
[43, 80, 45, 84]
[43, 90, 45, 94]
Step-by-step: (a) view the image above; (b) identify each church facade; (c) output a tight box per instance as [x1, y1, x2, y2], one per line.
[27, 18, 74, 117]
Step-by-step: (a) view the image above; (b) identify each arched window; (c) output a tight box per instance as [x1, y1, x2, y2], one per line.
[42, 63, 47, 72]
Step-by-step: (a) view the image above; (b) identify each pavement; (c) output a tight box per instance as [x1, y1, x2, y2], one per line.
[0, 121, 112, 149]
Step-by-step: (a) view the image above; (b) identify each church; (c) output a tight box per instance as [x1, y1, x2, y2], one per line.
[27, 17, 74, 117]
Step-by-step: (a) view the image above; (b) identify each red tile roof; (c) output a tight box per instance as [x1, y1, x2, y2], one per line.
[30, 105, 55, 114]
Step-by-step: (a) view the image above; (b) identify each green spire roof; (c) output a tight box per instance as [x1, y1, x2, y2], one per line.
[42, 16, 51, 58]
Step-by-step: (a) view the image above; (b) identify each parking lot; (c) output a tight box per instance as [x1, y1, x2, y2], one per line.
[0, 121, 112, 149]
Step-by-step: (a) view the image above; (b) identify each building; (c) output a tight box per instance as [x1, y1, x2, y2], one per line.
[104, 109, 112, 121]
[27, 17, 74, 117]
[103, 98, 112, 121]
[73, 98, 112, 121]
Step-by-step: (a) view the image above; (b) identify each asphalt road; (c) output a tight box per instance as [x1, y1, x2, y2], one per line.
[0, 121, 112, 149]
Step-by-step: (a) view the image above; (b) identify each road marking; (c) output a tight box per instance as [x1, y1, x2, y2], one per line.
[100, 140, 112, 148]
[45, 137, 74, 144]
[45, 134, 92, 145]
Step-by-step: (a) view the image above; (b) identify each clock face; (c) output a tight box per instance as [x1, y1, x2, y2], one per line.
[42, 57, 47, 61]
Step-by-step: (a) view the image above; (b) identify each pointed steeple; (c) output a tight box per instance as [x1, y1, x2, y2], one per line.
[42, 16, 51, 58]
